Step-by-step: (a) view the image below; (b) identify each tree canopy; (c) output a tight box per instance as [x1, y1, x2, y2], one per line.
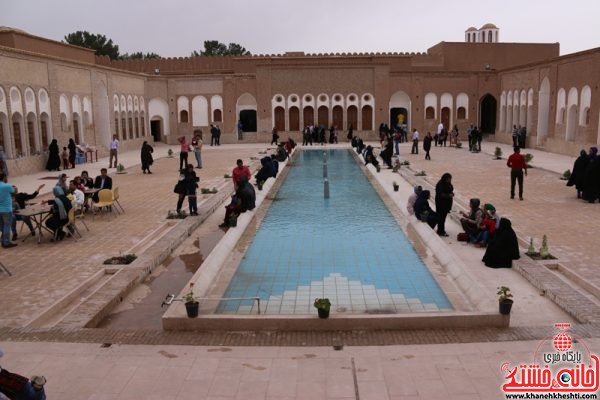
[64, 31, 120, 60]
[120, 52, 161, 60]
[191, 40, 251, 57]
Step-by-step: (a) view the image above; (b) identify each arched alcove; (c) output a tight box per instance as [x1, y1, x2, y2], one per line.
[389, 91, 410, 130]
[236, 93, 257, 132]
[148, 97, 170, 141]
[537, 78, 550, 144]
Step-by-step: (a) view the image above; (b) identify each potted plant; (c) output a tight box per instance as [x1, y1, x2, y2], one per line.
[375, 165, 381, 173]
[314, 298, 331, 319]
[560, 169, 571, 180]
[497, 286, 513, 315]
[525, 153, 534, 168]
[393, 181, 399, 192]
[224, 173, 231, 178]
[539, 234, 550, 259]
[116, 163, 126, 174]
[184, 283, 199, 318]
[257, 180, 264, 191]
[167, 148, 174, 158]
[494, 147, 503, 160]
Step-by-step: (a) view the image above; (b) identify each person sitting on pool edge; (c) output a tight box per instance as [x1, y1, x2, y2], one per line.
[219, 175, 256, 228]
[363, 146, 380, 168]
[413, 190, 438, 230]
[255, 156, 276, 184]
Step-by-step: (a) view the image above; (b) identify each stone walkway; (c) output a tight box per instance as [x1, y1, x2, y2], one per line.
[1, 338, 599, 400]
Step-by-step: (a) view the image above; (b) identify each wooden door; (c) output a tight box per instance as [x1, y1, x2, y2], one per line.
[332, 106, 343, 129]
[303, 106, 314, 126]
[274, 106, 285, 131]
[317, 106, 328, 127]
[289, 106, 300, 131]
[347, 106, 357, 130]
[441, 107, 450, 130]
[361, 105, 373, 130]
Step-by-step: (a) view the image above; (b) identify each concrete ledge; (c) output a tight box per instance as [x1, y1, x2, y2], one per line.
[163, 311, 509, 331]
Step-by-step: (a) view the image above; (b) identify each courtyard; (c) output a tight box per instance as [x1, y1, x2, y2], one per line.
[1, 139, 600, 399]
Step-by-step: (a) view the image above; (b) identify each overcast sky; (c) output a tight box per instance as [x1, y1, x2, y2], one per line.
[2, 0, 599, 57]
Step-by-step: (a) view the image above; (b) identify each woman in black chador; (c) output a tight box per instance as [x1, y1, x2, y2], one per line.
[434, 172, 454, 237]
[68, 138, 76, 168]
[566, 149, 589, 198]
[141, 141, 154, 174]
[482, 218, 520, 269]
[46, 139, 61, 171]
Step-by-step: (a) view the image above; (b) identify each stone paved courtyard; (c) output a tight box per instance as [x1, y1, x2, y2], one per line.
[1, 140, 600, 399]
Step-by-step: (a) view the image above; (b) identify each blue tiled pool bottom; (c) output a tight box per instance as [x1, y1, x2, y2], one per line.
[217, 149, 452, 314]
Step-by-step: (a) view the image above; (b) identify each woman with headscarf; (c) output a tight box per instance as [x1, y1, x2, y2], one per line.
[482, 217, 520, 268]
[566, 150, 589, 198]
[582, 147, 600, 203]
[68, 138, 76, 168]
[435, 172, 454, 237]
[460, 198, 482, 236]
[379, 137, 394, 168]
[0, 145, 8, 176]
[413, 190, 438, 229]
[46, 139, 61, 171]
[141, 141, 154, 174]
[45, 186, 72, 241]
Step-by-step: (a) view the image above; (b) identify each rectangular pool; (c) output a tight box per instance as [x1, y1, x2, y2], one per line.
[217, 149, 452, 314]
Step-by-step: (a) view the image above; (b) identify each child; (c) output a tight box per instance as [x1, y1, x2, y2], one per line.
[472, 207, 497, 247]
[61, 147, 69, 170]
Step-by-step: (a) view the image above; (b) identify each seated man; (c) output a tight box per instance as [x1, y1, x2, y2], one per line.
[0, 354, 47, 400]
[459, 198, 483, 236]
[232, 159, 251, 190]
[12, 192, 35, 241]
[275, 144, 288, 162]
[92, 168, 112, 202]
[270, 154, 279, 177]
[220, 175, 256, 228]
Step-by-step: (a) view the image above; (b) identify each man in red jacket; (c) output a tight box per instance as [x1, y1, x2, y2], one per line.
[507, 146, 528, 200]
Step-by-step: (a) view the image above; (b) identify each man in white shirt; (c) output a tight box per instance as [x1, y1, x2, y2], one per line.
[436, 122, 444, 147]
[411, 129, 420, 154]
[109, 135, 119, 168]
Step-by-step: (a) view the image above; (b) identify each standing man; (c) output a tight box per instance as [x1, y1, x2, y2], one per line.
[237, 120, 243, 141]
[191, 132, 203, 169]
[411, 129, 420, 154]
[109, 134, 119, 169]
[511, 125, 519, 147]
[216, 125, 221, 146]
[507, 146, 527, 200]
[210, 124, 218, 146]
[436, 121, 444, 147]
[0, 173, 16, 248]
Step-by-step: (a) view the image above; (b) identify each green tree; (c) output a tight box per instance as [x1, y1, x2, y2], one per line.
[64, 31, 120, 60]
[120, 52, 161, 60]
[191, 40, 251, 57]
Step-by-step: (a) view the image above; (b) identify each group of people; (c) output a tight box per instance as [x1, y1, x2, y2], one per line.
[467, 124, 483, 152]
[0, 167, 115, 247]
[406, 173, 454, 237]
[567, 146, 600, 203]
[300, 125, 341, 146]
[176, 133, 203, 171]
[407, 179, 520, 268]
[45, 138, 81, 171]
[511, 125, 528, 149]
[219, 159, 256, 228]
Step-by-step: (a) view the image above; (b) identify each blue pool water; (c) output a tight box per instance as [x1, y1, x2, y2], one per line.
[217, 149, 452, 314]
